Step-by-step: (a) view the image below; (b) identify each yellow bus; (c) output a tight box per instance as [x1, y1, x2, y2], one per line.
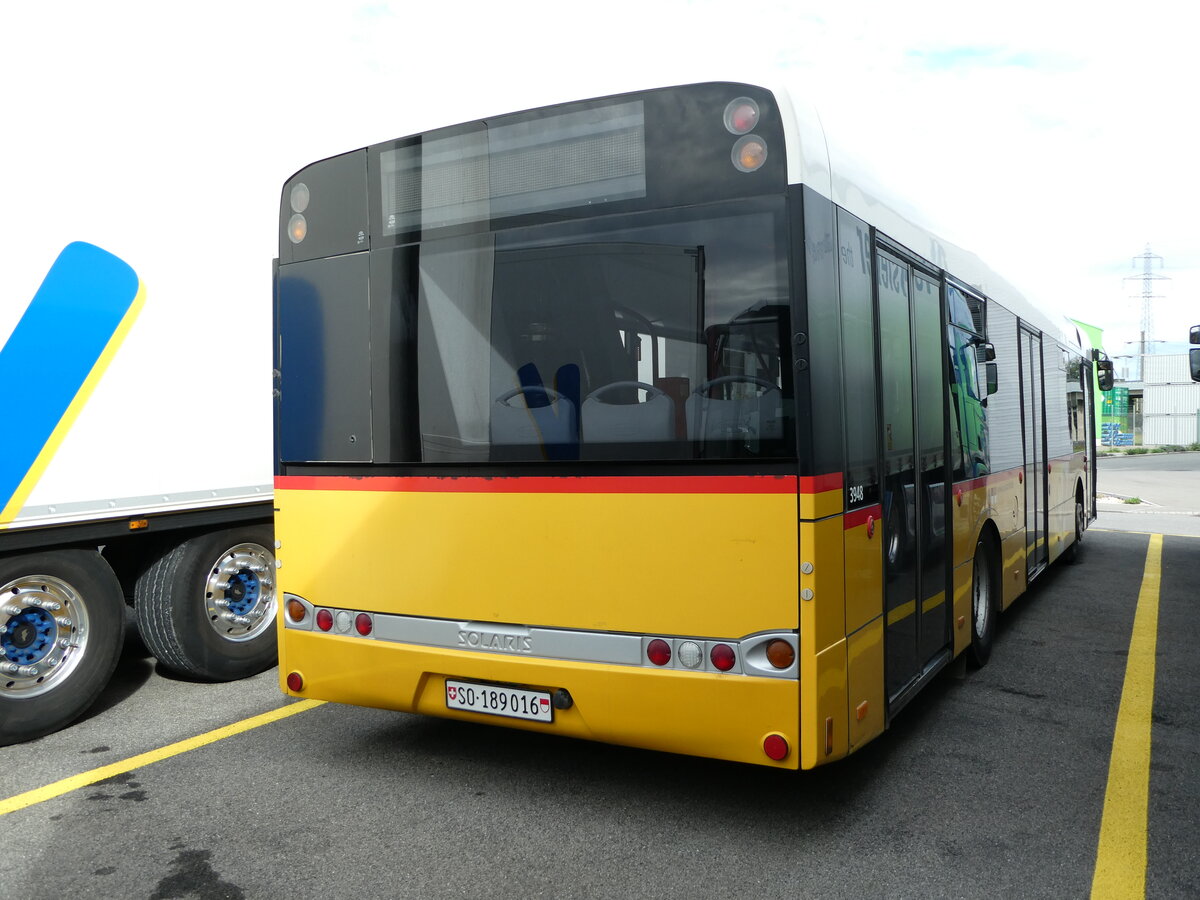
[273, 80, 1104, 768]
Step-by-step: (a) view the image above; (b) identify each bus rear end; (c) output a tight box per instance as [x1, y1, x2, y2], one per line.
[274, 83, 811, 767]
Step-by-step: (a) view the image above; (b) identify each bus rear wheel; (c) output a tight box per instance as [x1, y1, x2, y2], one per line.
[968, 538, 996, 668]
[1064, 495, 1085, 564]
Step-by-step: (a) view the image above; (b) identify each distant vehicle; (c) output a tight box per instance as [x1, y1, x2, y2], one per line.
[1, 243, 275, 746]
[1190, 325, 1200, 382]
[273, 79, 1101, 769]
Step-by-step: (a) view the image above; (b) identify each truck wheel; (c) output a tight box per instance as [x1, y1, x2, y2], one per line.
[0, 551, 125, 746]
[135, 526, 277, 681]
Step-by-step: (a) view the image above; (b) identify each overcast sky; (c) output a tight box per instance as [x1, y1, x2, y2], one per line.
[3, 0, 1197, 383]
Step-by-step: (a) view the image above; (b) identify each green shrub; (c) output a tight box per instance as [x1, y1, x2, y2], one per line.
[1123, 497, 1143, 504]
[1124, 447, 1149, 455]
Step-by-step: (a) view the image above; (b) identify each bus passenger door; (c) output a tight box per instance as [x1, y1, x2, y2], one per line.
[877, 252, 949, 703]
[1021, 328, 1048, 575]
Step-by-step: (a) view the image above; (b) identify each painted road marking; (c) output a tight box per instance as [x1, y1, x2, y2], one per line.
[1091, 533, 1162, 898]
[0, 700, 325, 816]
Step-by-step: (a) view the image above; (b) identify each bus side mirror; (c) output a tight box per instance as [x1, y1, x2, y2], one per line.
[1096, 359, 1115, 391]
[972, 339, 996, 362]
[1190, 324, 1200, 344]
[985, 362, 998, 395]
[1190, 347, 1200, 383]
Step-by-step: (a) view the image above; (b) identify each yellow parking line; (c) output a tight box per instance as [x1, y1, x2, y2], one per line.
[0, 699, 325, 816]
[1091, 528, 1200, 540]
[1091, 533, 1162, 898]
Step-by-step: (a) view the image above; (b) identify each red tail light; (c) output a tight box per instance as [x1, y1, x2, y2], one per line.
[286, 671, 304, 692]
[763, 734, 789, 761]
[316, 609, 333, 632]
[647, 639, 672, 666]
[710, 643, 736, 671]
[355, 613, 373, 636]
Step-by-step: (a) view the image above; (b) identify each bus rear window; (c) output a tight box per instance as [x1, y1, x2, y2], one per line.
[387, 201, 792, 463]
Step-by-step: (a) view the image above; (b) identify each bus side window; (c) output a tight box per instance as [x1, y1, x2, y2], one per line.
[945, 285, 988, 479]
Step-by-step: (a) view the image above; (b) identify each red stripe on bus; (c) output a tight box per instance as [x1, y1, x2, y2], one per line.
[955, 466, 1025, 493]
[843, 504, 881, 530]
[798, 473, 843, 494]
[274, 474, 799, 495]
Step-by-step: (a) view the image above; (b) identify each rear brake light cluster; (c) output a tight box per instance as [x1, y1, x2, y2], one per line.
[641, 633, 797, 677]
[283, 593, 374, 639]
[723, 96, 767, 173]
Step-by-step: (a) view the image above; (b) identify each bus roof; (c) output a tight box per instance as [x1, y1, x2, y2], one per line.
[306, 74, 1082, 352]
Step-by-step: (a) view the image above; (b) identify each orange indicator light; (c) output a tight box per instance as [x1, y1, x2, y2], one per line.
[288, 213, 307, 244]
[765, 639, 795, 669]
[128, 518, 149, 530]
[732, 135, 767, 172]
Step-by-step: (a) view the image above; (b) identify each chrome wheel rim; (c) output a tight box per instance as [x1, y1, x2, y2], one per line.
[0, 575, 90, 698]
[972, 551, 990, 637]
[203, 543, 276, 643]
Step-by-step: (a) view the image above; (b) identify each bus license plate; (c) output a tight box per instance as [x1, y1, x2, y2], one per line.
[445, 680, 553, 723]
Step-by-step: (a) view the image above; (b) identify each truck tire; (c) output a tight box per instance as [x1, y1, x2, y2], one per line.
[135, 526, 277, 681]
[0, 550, 125, 746]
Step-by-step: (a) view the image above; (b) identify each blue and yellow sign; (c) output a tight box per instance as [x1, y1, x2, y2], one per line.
[0, 242, 144, 524]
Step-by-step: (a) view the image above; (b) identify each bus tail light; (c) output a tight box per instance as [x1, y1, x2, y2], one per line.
[732, 135, 767, 173]
[647, 639, 672, 666]
[710, 643, 736, 671]
[288, 213, 307, 244]
[285, 597, 307, 623]
[723, 97, 760, 135]
[315, 609, 333, 632]
[286, 671, 304, 692]
[763, 733, 789, 761]
[355, 613, 373, 636]
[765, 639, 795, 669]
[676, 640, 703, 669]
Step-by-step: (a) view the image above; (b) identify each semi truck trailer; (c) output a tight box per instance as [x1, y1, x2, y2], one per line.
[1, 242, 275, 746]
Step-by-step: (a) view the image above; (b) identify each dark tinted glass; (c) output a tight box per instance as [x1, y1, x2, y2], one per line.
[372, 199, 793, 463]
[837, 209, 879, 506]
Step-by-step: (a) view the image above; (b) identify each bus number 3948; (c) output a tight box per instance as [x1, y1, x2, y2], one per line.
[849, 485, 865, 504]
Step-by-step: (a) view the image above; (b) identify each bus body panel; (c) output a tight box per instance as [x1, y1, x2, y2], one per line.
[275, 477, 799, 639]
[801, 638, 849, 768]
[951, 558, 973, 657]
[843, 505, 883, 636]
[279, 624, 801, 768]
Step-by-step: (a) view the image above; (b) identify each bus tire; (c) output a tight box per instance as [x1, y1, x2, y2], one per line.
[967, 537, 997, 668]
[135, 526, 277, 682]
[1064, 493, 1085, 565]
[0, 550, 125, 747]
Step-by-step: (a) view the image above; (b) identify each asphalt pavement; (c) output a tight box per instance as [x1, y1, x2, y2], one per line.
[1095, 451, 1200, 536]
